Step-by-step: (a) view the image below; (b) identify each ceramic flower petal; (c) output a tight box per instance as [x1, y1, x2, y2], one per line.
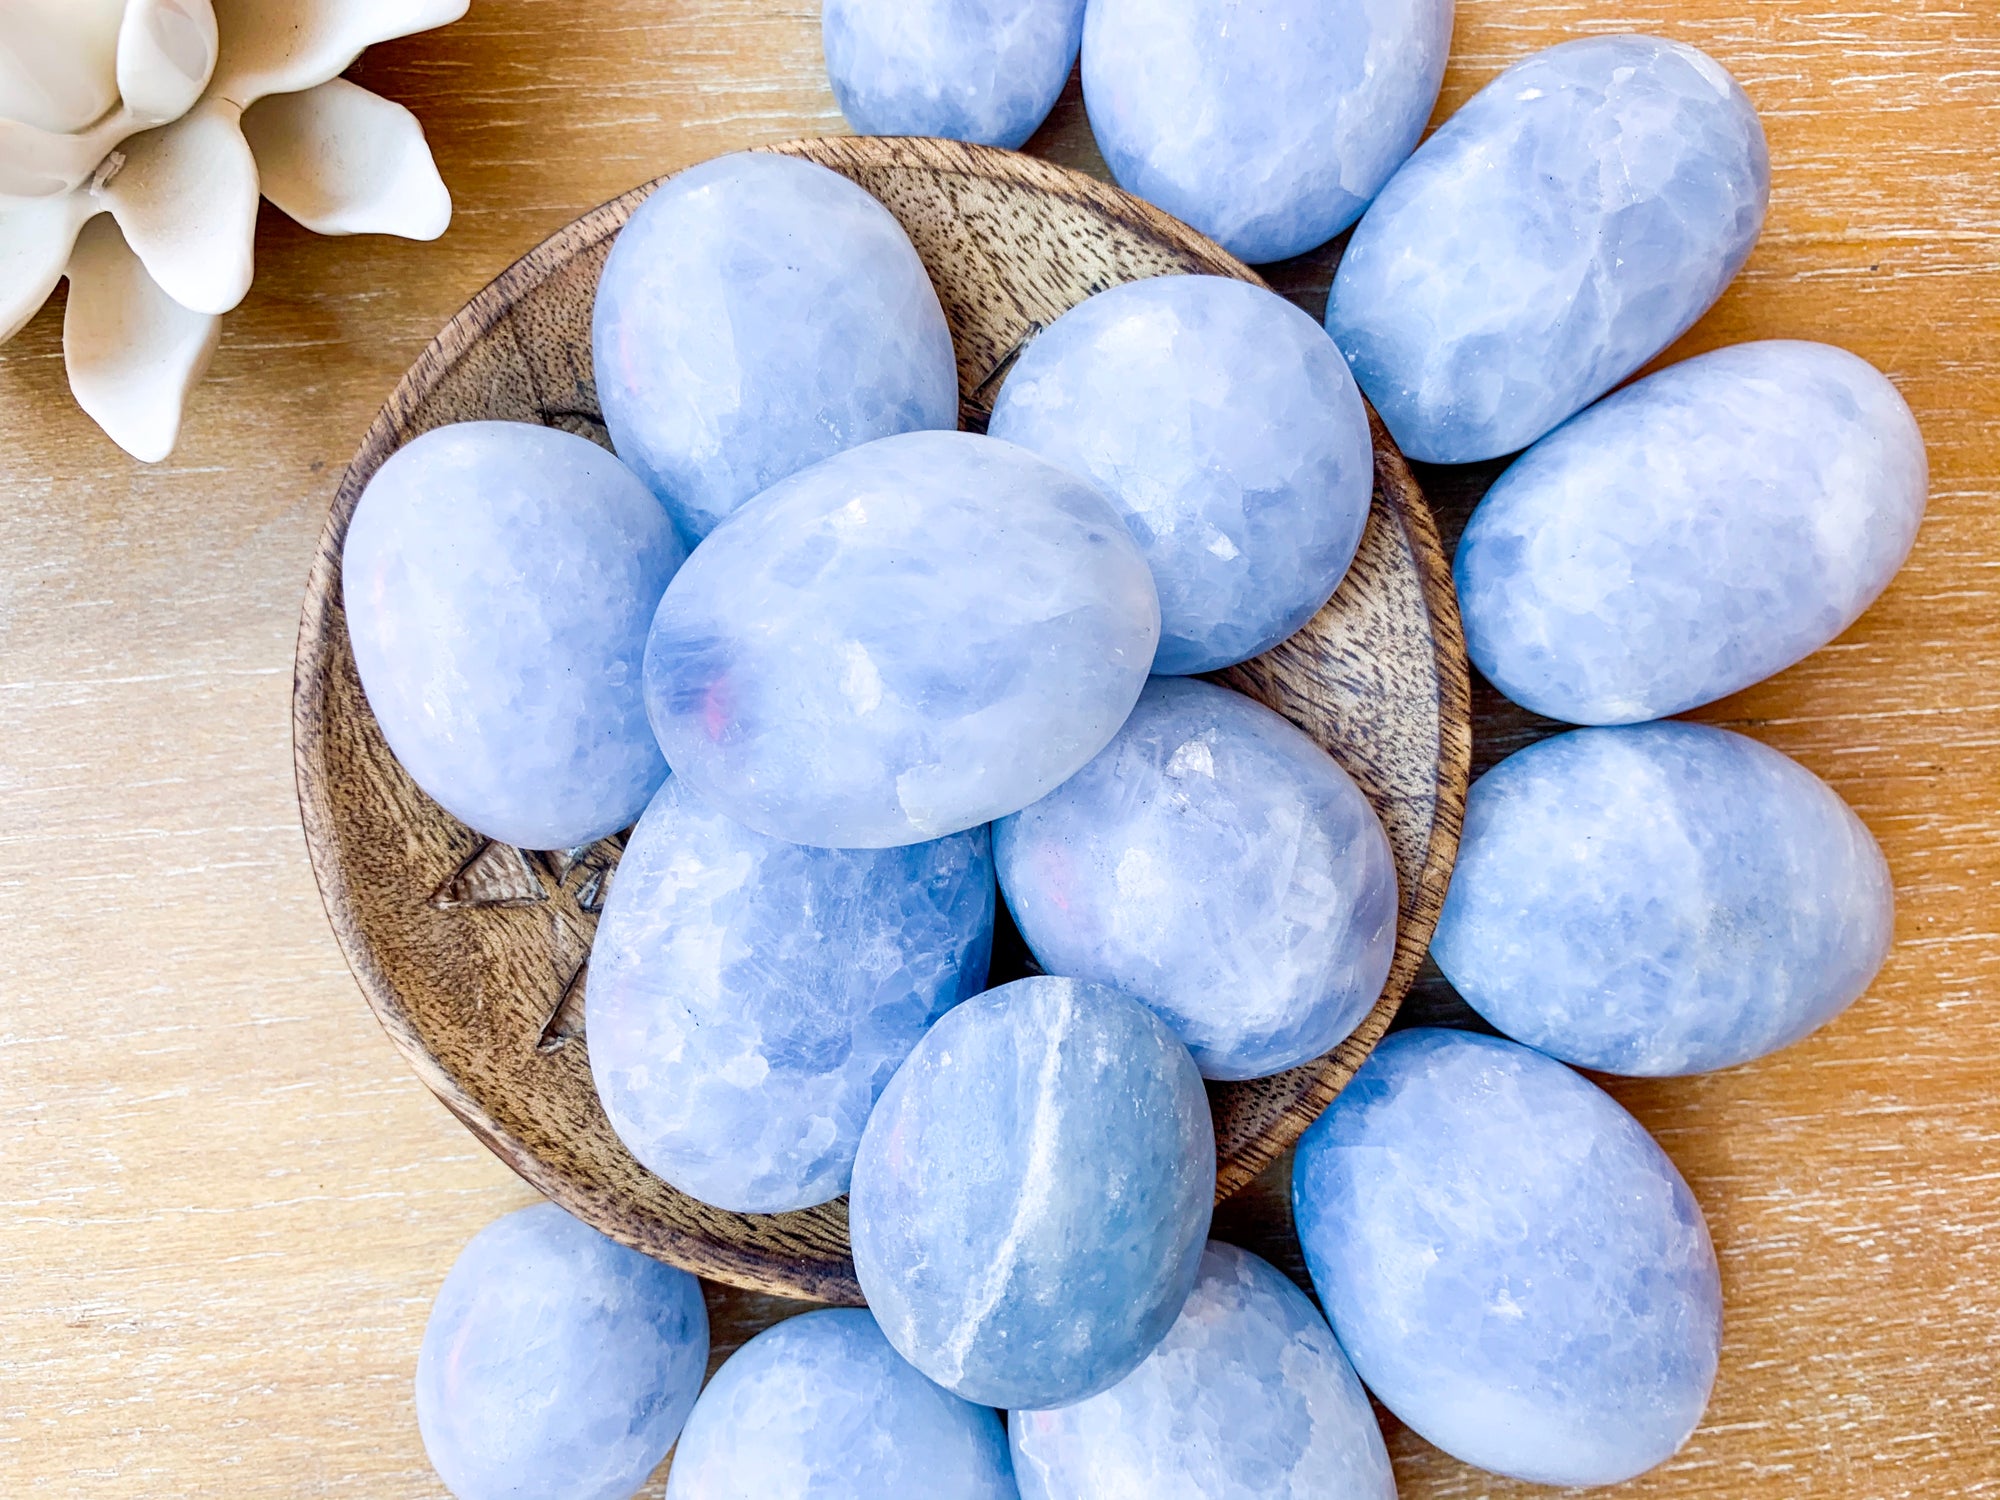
[0, 0, 128, 135]
[115, 0, 220, 127]
[0, 114, 125, 199]
[63, 213, 220, 462]
[209, 0, 469, 106]
[0, 0, 218, 198]
[0, 193, 98, 341]
[102, 94, 258, 316]
[241, 78, 449, 239]
[1, 0, 464, 459]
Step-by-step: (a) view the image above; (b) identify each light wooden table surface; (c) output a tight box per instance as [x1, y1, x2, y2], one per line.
[2, 1, 1995, 1494]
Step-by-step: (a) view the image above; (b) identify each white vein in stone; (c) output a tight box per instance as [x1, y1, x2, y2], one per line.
[850, 976, 1214, 1410]
[937, 981, 1074, 1383]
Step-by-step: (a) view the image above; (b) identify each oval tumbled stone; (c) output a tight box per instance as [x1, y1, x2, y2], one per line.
[823, 0, 1084, 149]
[587, 775, 994, 1214]
[593, 151, 958, 544]
[417, 1204, 709, 1500]
[1082, 0, 1453, 262]
[343, 421, 685, 851]
[1327, 34, 1769, 463]
[995, 677, 1397, 1081]
[665, 1309, 1017, 1500]
[1293, 1028, 1723, 1487]
[644, 430, 1161, 848]
[1432, 722, 1894, 1075]
[1456, 340, 1928, 724]
[990, 275, 1374, 675]
[1010, 1241, 1396, 1500]
[851, 976, 1215, 1411]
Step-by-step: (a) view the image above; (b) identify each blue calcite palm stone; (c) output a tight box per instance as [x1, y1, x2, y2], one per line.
[645, 430, 1160, 848]
[343, 421, 685, 851]
[1082, 0, 1453, 262]
[593, 151, 957, 544]
[1432, 723, 1894, 1076]
[667, 1310, 1017, 1499]
[1457, 340, 1929, 723]
[850, 976, 1214, 1410]
[990, 276, 1374, 674]
[416, 1203, 709, 1500]
[995, 678, 1396, 1081]
[822, 0, 1084, 149]
[1010, 1241, 1395, 1500]
[1328, 35, 1770, 463]
[1294, 1028, 1723, 1486]
[587, 776, 994, 1213]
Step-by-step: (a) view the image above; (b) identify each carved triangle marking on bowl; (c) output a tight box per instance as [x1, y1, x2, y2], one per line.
[428, 833, 625, 1051]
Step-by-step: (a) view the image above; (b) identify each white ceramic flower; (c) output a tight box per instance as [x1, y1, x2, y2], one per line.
[0, 0, 467, 460]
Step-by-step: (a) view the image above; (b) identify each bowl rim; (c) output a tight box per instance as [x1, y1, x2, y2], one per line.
[292, 135, 1472, 1300]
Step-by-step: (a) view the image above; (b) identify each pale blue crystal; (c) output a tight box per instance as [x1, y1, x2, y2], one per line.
[1327, 34, 1769, 463]
[1082, 0, 1454, 262]
[989, 276, 1373, 674]
[1432, 723, 1894, 1076]
[665, 1309, 1017, 1500]
[593, 151, 958, 545]
[343, 421, 684, 851]
[851, 975, 1214, 1410]
[1456, 340, 1929, 724]
[822, 0, 1084, 149]
[996, 678, 1396, 1081]
[415, 1203, 709, 1500]
[1293, 1028, 1723, 1487]
[1010, 1241, 1395, 1500]
[587, 775, 994, 1213]
[645, 430, 1160, 849]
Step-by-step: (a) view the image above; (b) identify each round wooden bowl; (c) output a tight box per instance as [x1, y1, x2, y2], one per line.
[293, 136, 1471, 1304]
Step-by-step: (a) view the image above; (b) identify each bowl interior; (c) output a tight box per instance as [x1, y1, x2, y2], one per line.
[293, 136, 1470, 1303]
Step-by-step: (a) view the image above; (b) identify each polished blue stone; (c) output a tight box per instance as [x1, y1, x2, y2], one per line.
[995, 678, 1396, 1081]
[1082, 0, 1454, 262]
[343, 421, 684, 851]
[645, 430, 1160, 849]
[665, 1309, 1017, 1500]
[989, 275, 1374, 674]
[850, 975, 1214, 1410]
[1010, 1241, 1395, 1500]
[593, 151, 958, 545]
[1432, 723, 1894, 1076]
[1456, 340, 1929, 724]
[1294, 1028, 1723, 1486]
[416, 1203, 709, 1500]
[587, 775, 994, 1213]
[1328, 34, 1769, 463]
[822, 0, 1084, 149]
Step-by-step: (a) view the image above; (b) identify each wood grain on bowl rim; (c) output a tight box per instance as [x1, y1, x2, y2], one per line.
[292, 135, 1471, 1304]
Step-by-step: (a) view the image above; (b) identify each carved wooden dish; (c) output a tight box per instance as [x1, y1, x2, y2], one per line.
[293, 136, 1471, 1305]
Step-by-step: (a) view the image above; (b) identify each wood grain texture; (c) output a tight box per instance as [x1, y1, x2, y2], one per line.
[293, 135, 1467, 1302]
[1, 1, 1995, 1495]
